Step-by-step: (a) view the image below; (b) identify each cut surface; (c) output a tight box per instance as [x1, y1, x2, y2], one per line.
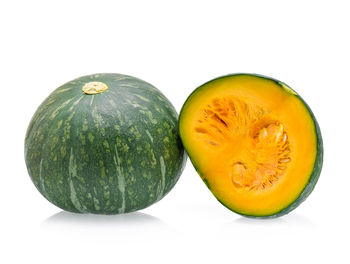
[195, 96, 291, 191]
[179, 74, 320, 217]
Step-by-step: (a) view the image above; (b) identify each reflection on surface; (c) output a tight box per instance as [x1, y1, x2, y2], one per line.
[283, 213, 315, 226]
[42, 210, 169, 229]
[215, 213, 316, 239]
[234, 213, 315, 226]
[41, 211, 175, 242]
[235, 216, 286, 225]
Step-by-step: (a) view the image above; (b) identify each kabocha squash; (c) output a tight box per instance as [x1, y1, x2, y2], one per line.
[25, 73, 186, 214]
[179, 74, 323, 218]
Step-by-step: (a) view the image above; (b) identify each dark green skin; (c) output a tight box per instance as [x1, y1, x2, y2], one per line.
[25, 73, 186, 214]
[179, 73, 323, 218]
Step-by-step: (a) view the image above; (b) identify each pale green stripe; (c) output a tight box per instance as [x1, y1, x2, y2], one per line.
[156, 156, 166, 201]
[145, 129, 154, 143]
[114, 145, 126, 213]
[69, 148, 86, 212]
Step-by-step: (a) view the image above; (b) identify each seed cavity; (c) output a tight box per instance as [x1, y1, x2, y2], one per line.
[195, 97, 291, 191]
[195, 127, 208, 134]
[194, 97, 266, 148]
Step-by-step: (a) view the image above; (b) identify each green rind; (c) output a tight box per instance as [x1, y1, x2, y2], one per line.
[25, 73, 186, 214]
[179, 73, 323, 218]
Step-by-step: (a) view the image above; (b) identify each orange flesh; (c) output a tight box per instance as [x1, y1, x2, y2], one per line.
[180, 75, 317, 216]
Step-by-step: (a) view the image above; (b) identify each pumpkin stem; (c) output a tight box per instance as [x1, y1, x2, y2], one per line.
[82, 82, 108, 94]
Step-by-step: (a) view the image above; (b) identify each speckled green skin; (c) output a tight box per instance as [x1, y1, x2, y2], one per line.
[179, 73, 323, 218]
[25, 73, 186, 214]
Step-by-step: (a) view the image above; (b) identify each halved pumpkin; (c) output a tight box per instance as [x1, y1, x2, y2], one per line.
[179, 74, 323, 218]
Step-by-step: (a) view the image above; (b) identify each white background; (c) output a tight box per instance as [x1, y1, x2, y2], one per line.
[1, 0, 349, 263]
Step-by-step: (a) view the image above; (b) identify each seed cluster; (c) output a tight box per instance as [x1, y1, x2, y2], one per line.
[195, 97, 291, 191]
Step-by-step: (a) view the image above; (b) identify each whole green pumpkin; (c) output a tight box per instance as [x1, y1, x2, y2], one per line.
[25, 73, 186, 214]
